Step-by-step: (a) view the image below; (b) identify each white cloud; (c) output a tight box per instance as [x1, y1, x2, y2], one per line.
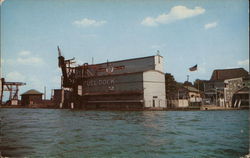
[6, 71, 26, 82]
[141, 6, 205, 26]
[141, 17, 158, 27]
[6, 50, 44, 66]
[238, 59, 249, 67]
[17, 57, 44, 65]
[18, 50, 31, 56]
[204, 22, 218, 29]
[73, 18, 107, 27]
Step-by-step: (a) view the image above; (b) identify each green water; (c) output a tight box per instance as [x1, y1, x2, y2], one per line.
[0, 109, 249, 158]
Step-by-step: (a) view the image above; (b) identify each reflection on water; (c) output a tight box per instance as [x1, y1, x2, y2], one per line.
[0, 109, 249, 158]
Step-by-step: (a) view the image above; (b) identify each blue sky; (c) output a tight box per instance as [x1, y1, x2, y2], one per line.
[1, 0, 249, 99]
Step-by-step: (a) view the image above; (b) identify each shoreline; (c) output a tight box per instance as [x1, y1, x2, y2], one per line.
[0, 105, 248, 111]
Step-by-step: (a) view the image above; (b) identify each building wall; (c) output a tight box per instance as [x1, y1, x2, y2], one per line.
[21, 94, 43, 106]
[77, 70, 166, 108]
[143, 71, 166, 108]
[205, 81, 225, 91]
[21, 95, 29, 106]
[188, 92, 202, 102]
[170, 99, 189, 108]
[53, 89, 63, 104]
[75, 55, 164, 79]
[0, 79, 2, 103]
[94, 56, 155, 75]
[66, 55, 166, 109]
[154, 55, 164, 73]
[224, 77, 243, 107]
[76, 72, 144, 109]
[80, 73, 144, 94]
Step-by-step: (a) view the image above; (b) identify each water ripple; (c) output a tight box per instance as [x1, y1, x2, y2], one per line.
[0, 109, 248, 158]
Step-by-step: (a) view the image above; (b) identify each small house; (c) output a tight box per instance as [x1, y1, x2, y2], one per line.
[21, 89, 43, 106]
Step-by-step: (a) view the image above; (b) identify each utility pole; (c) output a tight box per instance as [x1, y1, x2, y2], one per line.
[44, 86, 46, 100]
[187, 75, 190, 106]
[198, 80, 200, 93]
[0, 0, 3, 105]
[215, 88, 217, 106]
[197, 80, 200, 103]
[0, 0, 2, 79]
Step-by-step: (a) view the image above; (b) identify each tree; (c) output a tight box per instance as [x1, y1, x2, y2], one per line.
[193, 79, 206, 92]
[165, 73, 178, 99]
[183, 81, 192, 87]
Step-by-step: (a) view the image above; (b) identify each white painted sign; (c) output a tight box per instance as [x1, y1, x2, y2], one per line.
[84, 79, 115, 87]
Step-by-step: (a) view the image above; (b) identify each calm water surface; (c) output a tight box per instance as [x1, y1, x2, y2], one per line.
[0, 108, 249, 158]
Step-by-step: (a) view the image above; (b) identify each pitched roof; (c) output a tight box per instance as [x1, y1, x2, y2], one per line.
[210, 68, 248, 81]
[183, 86, 200, 92]
[21, 89, 43, 95]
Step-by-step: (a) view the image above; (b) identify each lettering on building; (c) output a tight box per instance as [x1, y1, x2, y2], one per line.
[84, 79, 115, 87]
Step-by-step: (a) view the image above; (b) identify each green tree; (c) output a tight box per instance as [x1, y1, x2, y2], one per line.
[183, 81, 192, 87]
[165, 73, 178, 99]
[193, 79, 206, 92]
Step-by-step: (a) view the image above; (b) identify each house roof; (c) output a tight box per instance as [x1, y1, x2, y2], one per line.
[235, 87, 249, 94]
[183, 86, 200, 93]
[210, 68, 248, 81]
[77, 55, 162, 67]
[21, 89, 43, 95]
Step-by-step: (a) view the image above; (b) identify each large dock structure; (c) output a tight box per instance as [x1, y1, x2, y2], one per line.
[58, 47, 166, 109]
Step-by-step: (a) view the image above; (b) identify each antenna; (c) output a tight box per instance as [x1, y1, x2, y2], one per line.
[57, 46, 62, 57]
[156, 50, 160, 55]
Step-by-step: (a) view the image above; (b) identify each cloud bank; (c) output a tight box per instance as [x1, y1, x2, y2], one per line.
[7, 50, 44, 66]
[141, 6, 205, 26]
[6, 71, 26, 82]
[237, 59, 249, 67]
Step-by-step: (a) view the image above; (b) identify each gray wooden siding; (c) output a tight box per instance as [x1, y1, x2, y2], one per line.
[81, 73, 144, 94]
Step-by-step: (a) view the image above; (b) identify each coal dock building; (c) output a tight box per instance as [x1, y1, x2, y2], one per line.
[58, 47, 166, 109]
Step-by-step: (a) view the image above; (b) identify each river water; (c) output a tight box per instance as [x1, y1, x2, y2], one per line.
[0, 108, 249, 158]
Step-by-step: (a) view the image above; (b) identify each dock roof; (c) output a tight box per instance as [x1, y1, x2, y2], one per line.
[210, 68, 248, 81]
[21, 89, 43, 96]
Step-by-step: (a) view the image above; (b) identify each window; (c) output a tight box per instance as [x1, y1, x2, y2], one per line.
[78, 85, 82, 96]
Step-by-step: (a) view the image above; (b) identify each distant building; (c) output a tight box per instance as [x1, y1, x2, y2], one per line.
[224, 77, 243, 107]
[21, 89, 56, 108]
[21, 89, 43, 106]
[52, 89, 63, 107]
[178, 86, 202, 106]
[232, 87, 249, 108]
[168, 85, 202, 108]
[210, 68, 248, 81]
[204, 68, 248, 106]
[58, 51, 166, 109]
[52, 89, 72, 108]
